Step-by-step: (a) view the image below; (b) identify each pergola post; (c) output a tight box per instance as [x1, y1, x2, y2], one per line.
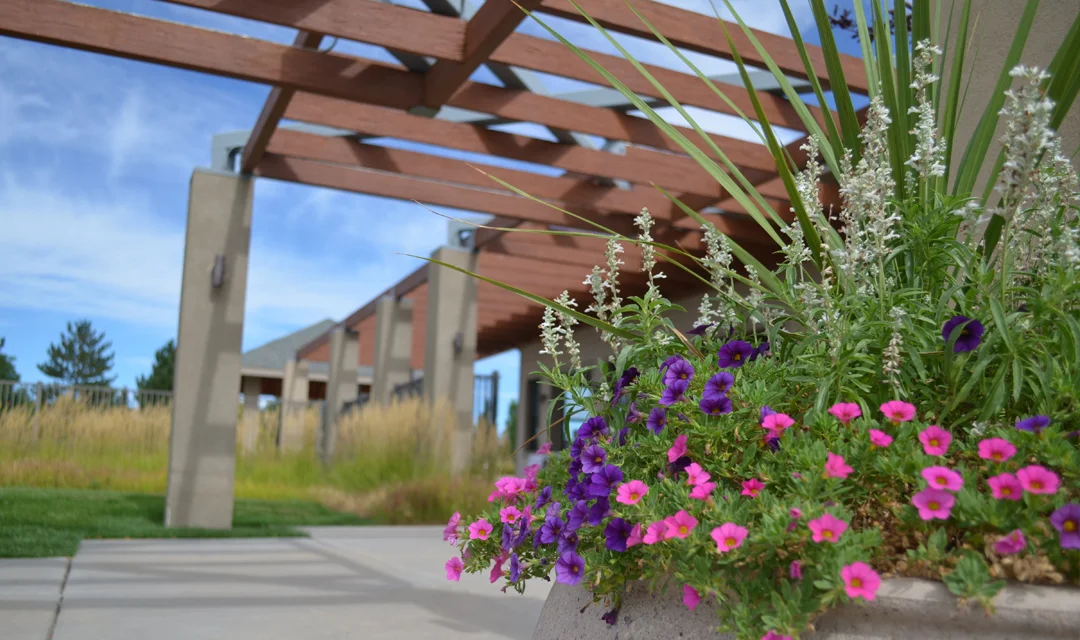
[240, 376, 261, 453]
[320, 326, 359, 463]
[372, 296, 414, 403]
[165, 169, 253, 530]
[278, 358, 310, 451]
[423, 247, 477, 477]
[516, 350, 564, 475]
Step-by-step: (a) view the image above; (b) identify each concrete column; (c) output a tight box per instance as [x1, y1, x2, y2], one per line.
[240, 377, 261, 454]
[165, 169, 252, 530]
[320, 326, 359, 463]
[278, 358, 310, 452]
[372, 297, 414, 403]
[515, 358, 564, 475]
[423, 247, 478, 477]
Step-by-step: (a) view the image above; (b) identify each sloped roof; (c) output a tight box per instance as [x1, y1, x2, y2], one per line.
[242, 319, 336, 372]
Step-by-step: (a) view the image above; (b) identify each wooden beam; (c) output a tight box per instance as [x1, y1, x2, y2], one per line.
[536, 0, 869, 93]
[240, 30, 323, 174]
[424, 0, 543, 108]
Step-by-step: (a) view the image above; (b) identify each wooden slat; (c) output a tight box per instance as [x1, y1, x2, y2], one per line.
[423, 0, 543, 108]
[240, 30, 324, 174]
[537, 0, 869, 93]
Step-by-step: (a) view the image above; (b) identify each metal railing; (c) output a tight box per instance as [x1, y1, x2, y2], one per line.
[0, 380, 172, 410]
[391, 377, 424, 400]
[388, 372, 499, 425]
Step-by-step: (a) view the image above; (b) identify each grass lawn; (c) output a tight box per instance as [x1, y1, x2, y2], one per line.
[0, 487, 370, 558]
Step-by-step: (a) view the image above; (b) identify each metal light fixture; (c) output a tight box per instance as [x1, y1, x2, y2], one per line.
[211, 255, 226, 289]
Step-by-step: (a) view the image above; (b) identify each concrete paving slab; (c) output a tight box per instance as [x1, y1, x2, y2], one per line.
[0, 557, 68, 640]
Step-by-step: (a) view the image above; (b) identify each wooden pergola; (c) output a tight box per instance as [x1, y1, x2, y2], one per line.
[0, 0, 864, 527]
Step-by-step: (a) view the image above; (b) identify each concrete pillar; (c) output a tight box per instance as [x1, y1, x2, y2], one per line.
[515, 358, 564, 475]
[278, 358, 310, 452]
[165, 169, 252, 529]
[372, 296, 414, 403]
[240, 377, 261, 454]
[320, 326, 359, 463]
[423, 247, 478, 477]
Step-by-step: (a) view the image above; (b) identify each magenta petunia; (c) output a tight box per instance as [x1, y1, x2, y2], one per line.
[445, 556, 464, 581]
[667, 434, 688, 463]
[761, 632, 793, 640]
[824, 452, 853, 479]
[911, 488, 955, 520]
[918, 425, 952, 456]
[711, 522, 749, 553]
[977, 437, 1016, 462]
[987, 473, 1024, 501]
[741, 478, 765, 498]
[664, 510, 698, 540]
[689, 482, 716, 501]
[869, 429, 893, 448]
[841, 562, 881, 601]
[468, 518, 493, 540]
[682, 584, 701, 611]
[643, 521, 667, 545]
[626, 523, 644, 548]
[762, 412, 795, 431]
[828, 402, 862, 424]
[921, 466, 964, 492]
[1049, 504, 1080, 550]
[993, 529, 1027, 555]
[537, 442, 552, 454]
[789, 560, 803, 580]
[443, 511, 461, 544]
[808, 513, 848, 543]
[616, 480, 649, 505]
[685, 463, 711, 487]
[1016, 465, 1060, 495]
[880, 400, 916, 424]
[789, 508, 803, 519]
[499, 506, 523, 525]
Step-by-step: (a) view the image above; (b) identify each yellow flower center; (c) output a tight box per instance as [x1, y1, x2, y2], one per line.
[711, 408, 720, 414]
[725, 537, 736, 546]
[961, 328, 969, 336]
[679, 373, 687, 379]
[1001, 487, 1012, 496]
[928, 501, 940, 510]
[850, 578, 862, 588]
[936, 477, 947, 486]
[679, 526, 688, 535]
[571, 565, 579, 573]
[1065, 521, 1077, 532]
[595, 456, 602, 463]
[823, 530, 833, 539]
[992, 453, 1003, 461]
[929, 439, 939, 447]
[733, 354, 741, 361]
[1031, 481, 1043, 490]
[630, 492, 639, 501]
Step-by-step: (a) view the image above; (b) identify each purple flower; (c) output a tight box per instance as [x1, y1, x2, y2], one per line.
[604, 517, 634, 552]
[617, 427, 629, 446]
[1015, 415, 1051, 433]
[570, 437, 588, 461]
[789, 560, 803, 580]
[538, 516, 564, 544]
[766, 436, 781, 452]
[509, 553, 521, 582]
[566, 500, 589, 532]
[581, 444, 607, 474]
[601, 607, 619, 625]
[558, 530, 579, 554]
[613, 367, 639, 403]
[647, 407, 668, 434]
[699, 394, 733, 416]
[659, 355, 682, 372]
[565, 480, 588, 501]
[942, 315, 984, 353]
[749, 341, 770, 361]
[587, 497, 611, 526]
[669, 455, 692, 474]
[717, 340, 754, 368]
[578, 416, 609, 439]
[1050, 503, 1080, 549]
[501, 521, 514, 551]
[687, 323, 712, 337]
[626, 402, 643, 423]
[760, 405, 777, 421]
[587, 465, 624, 498]
[663, 357, 695, 386]
[534, 486, 552, 511]
[511, 516, 530, 548]
[555, 551, 585, 585]
[660, 380, 689, 406]
[704, 372, 734, 398]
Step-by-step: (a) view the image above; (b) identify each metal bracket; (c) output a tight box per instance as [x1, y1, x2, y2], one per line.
[211, 255, 226, 288]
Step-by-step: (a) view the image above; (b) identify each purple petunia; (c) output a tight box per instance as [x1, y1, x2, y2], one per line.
[581, 444, 607, 474]
[613, 367, 639, 402]
[1015, 415, 1051, 433]
[587, 465, 624, 498]
[1050, 503, 1080, 550]
[538, 516, 565, 545]
[509, 553, 521, 582]
[566, 500, 589, 532]
[704, 372, 735, 399]
[760, 405, 777, 421]
[942, 315, 984, 353]
[700, 394, 733, 416]
[669, 455, 692, 474]
[659, 355, 682, 372]
[534, 486, 552, 512]
[717, 340, 754, 368]
[555, 551, 585, 585]
[687, 323, 712, 337]
[587, 497, 611, 526]
[660, 380, 689, 406]
[601, 607, 619, 625]
[557, 530, 579, 555]
[617, 427, 629, 446]
[577, 416, 609, 439]
[570, 437, 589, 461]
[626, 402, 643, 423]
[510, 516, 530, 548]
[749, 341, 770, 361]
[663, 357, 695, 387]
[647, 407, 668, 435]
[604, 518, 634, 552]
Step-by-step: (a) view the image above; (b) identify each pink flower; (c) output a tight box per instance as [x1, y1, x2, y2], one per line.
[445, 556, 464, 581]
[682, 584, 701, 611]
[788, 508, 803, 519]
[685, 463, 711, 486]
[495, 476, 525, 496]
[668, 434, 688, 463]
[829, 402, 862, 424]
[808, 513, 848, 543]
[762, 413, 795, 438]
[879, 400, 916, 424]
[664, 510, 698, 540]
[468, 518, 493, 540]
[841, 561, 881, 601]
[490, 552, 508, 583]
[1016, 465, 1060, 495]
[443, 511, 461, 544]
[824, 452, 853, 479]
[921, 466, 964, 492]
[789, 560, 803, 580]
[918, 425, 952, 456]
[537, 442, 552, 454]
[711, 522, 749, 553]
[499, 506, 522, 525]
[643, 521, 667, 545]
[689, 482, 716, 501]
[626, 524, 644, 548]
[869, 429, 893, 448]
[761, 632, 793, 640]
[741, 478, 765, 498]
[994, 529, 1026, 555]
[911, 488, 955, 520]
[616, 480, 649, 505]
[987, 473, 1023, 501]
[977, 438, 1016, 462]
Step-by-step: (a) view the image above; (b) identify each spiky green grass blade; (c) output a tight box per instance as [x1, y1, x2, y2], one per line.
[805, 0, 861, 156]
[940, 0, 972, 190]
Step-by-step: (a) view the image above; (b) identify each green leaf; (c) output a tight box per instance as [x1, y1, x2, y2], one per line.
[807, 0, 862, 155]
[872, 0, 906, 200]
[988, 298, 1015, 353]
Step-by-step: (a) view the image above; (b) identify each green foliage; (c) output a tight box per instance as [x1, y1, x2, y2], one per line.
[37, 319, 115, 386]
[506, 399, 519, 453]
[0, 337, 18, 382]
[136, 339, 175, 392]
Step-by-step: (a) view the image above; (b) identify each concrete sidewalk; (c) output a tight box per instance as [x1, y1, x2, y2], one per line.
[0, 526, 550, 640]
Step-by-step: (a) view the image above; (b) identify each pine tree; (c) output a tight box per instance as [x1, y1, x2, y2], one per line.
[136, 340, 175, 392]
[37, 320, 116, 386]
[0, 337, 19, 382]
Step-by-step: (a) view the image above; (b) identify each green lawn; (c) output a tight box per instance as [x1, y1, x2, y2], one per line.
[0, 487, 369, 558]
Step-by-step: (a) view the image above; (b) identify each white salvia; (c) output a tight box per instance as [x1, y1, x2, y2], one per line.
[694, 294, 717, 330]
[700, 224, 738, 328]
[603, 238, 625, 313]
[882, 307, 906, 389]
[653, 329, 674, 348]
[906, 40, 946, 179]
[584, 266, 607, 321]
[970, 421, 988, 437]
[634, 208, 665, 287]
[1013, 138, 1078, 273]
[554, 290, 582, 371]
[991, 66, 1054, 227]
[538, 306, 563, 360]
[596, 380, 612, 406]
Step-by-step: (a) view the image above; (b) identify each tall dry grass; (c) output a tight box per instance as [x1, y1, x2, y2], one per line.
[0, 395, 511, 523]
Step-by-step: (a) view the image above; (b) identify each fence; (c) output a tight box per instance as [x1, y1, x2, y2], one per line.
[389, 372, 499, 426]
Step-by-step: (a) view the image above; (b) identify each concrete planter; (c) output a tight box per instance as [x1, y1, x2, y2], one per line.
[533, 577, 1080, 639]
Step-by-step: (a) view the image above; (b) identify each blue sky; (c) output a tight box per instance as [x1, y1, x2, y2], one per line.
[0, 0, 865, 429]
